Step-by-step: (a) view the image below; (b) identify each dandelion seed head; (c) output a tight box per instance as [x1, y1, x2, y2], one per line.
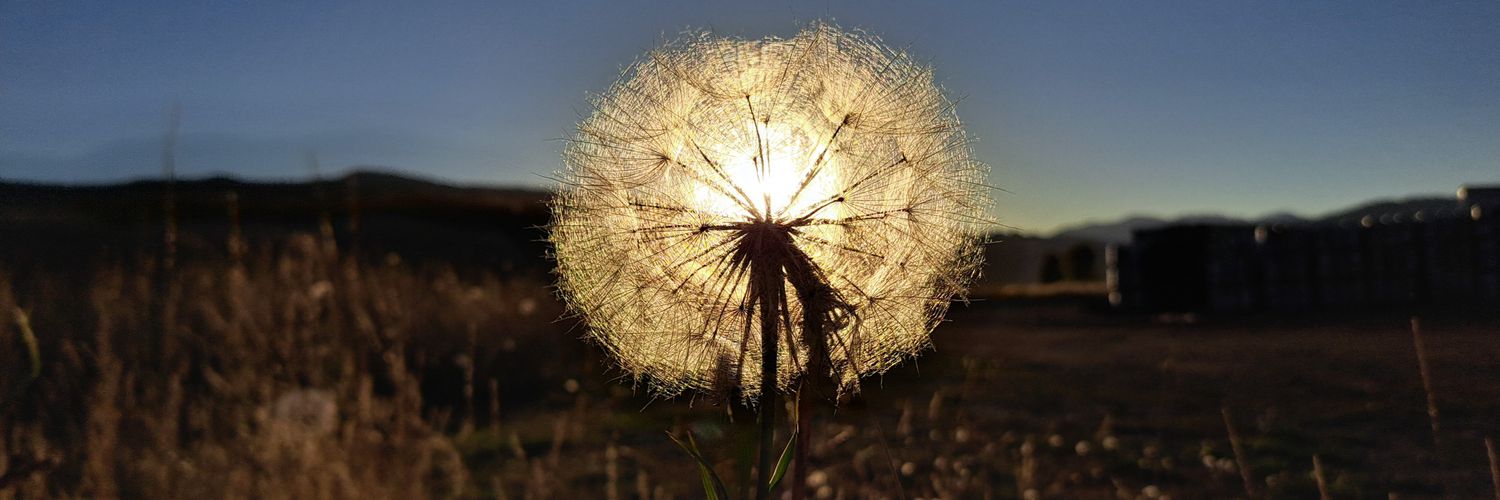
[550, 24, 989, 400]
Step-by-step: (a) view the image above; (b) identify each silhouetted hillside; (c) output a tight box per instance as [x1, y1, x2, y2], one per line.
[1316, 196, 1454, 225]
[0, 169, 552, 276]
[1052, 214, 1247, 244]
[1049, 195, 1461, 244]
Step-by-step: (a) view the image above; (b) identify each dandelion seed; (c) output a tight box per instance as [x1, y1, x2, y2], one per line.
[550, 24, 988, 400]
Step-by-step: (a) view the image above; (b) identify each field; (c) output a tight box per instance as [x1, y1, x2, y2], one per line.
[2, 181, 1499, 499]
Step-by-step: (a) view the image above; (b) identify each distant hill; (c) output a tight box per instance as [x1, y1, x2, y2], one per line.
[1048, 195, 1462, 244]
[0, 169, 553, 275]
[1051, 214, 1250, 244]
[2, 171, 1473, 288]
[1259, 211, 1310, 225]
[0, 169, 549, 218]
[1316, 196, 1456, 225]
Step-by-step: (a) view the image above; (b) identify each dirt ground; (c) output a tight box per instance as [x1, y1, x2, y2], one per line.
[921, 300, 1500, 497]
[472, 298, 1499, 499]
[5, 253, 1498, 498]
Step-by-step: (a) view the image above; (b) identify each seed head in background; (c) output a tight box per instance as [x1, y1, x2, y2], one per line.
[550, 23, 990, 401]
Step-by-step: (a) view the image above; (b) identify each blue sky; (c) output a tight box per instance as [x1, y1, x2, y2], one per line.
[3, 0, 1498, 233]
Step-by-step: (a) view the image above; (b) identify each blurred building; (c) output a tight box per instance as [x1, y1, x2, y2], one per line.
[1109, 184, 1500, 313]
[1459, 184, 1500, 208]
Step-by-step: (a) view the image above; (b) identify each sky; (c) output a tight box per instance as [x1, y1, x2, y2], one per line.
[3, 0, 1499, 234]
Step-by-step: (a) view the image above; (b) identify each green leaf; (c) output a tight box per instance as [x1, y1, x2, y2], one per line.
[767, 429, 798, 490]
[667, 431, 730, 500]
[697, 466, 719, 500]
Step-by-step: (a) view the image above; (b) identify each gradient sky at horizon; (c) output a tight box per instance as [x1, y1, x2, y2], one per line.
[3, 0, 1499, 234]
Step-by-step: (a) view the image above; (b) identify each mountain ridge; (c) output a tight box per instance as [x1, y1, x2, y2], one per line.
[0, 171, 1471, 247]
[1051, 195, 1459, 243]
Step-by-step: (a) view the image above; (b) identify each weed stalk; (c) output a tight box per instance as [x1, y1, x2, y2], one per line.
[1221, 406, 1255, 498]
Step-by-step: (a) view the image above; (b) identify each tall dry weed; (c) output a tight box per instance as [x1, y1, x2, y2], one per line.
[0, 234, 557, 499]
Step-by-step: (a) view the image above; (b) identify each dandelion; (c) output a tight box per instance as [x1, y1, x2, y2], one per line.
[550, 23, 988, 401]
[550, 23, 988, 498]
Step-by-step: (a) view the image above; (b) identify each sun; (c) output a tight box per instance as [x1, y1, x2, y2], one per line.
[689, 119, 842, 222]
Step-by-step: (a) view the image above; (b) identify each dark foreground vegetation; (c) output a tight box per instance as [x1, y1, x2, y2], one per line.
[3, 176, 1498, 498]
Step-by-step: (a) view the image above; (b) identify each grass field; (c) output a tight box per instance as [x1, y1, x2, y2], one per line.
[3, 231, 1499, 499]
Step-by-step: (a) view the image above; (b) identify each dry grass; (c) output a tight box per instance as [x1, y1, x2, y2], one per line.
[0, 233, 556, 498]
[3, 229, 1500, 498]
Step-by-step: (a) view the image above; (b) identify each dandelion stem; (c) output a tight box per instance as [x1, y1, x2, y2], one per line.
[793, 389, 813, 500]
[754, 241, 781, 500]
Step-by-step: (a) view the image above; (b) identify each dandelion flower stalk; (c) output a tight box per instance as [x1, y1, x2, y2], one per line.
[550, 23, 988, 497]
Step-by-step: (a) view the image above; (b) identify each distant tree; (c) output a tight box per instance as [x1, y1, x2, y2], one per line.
[1065, 244, 1098, 281]
[1040, 253, 1064, 283]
